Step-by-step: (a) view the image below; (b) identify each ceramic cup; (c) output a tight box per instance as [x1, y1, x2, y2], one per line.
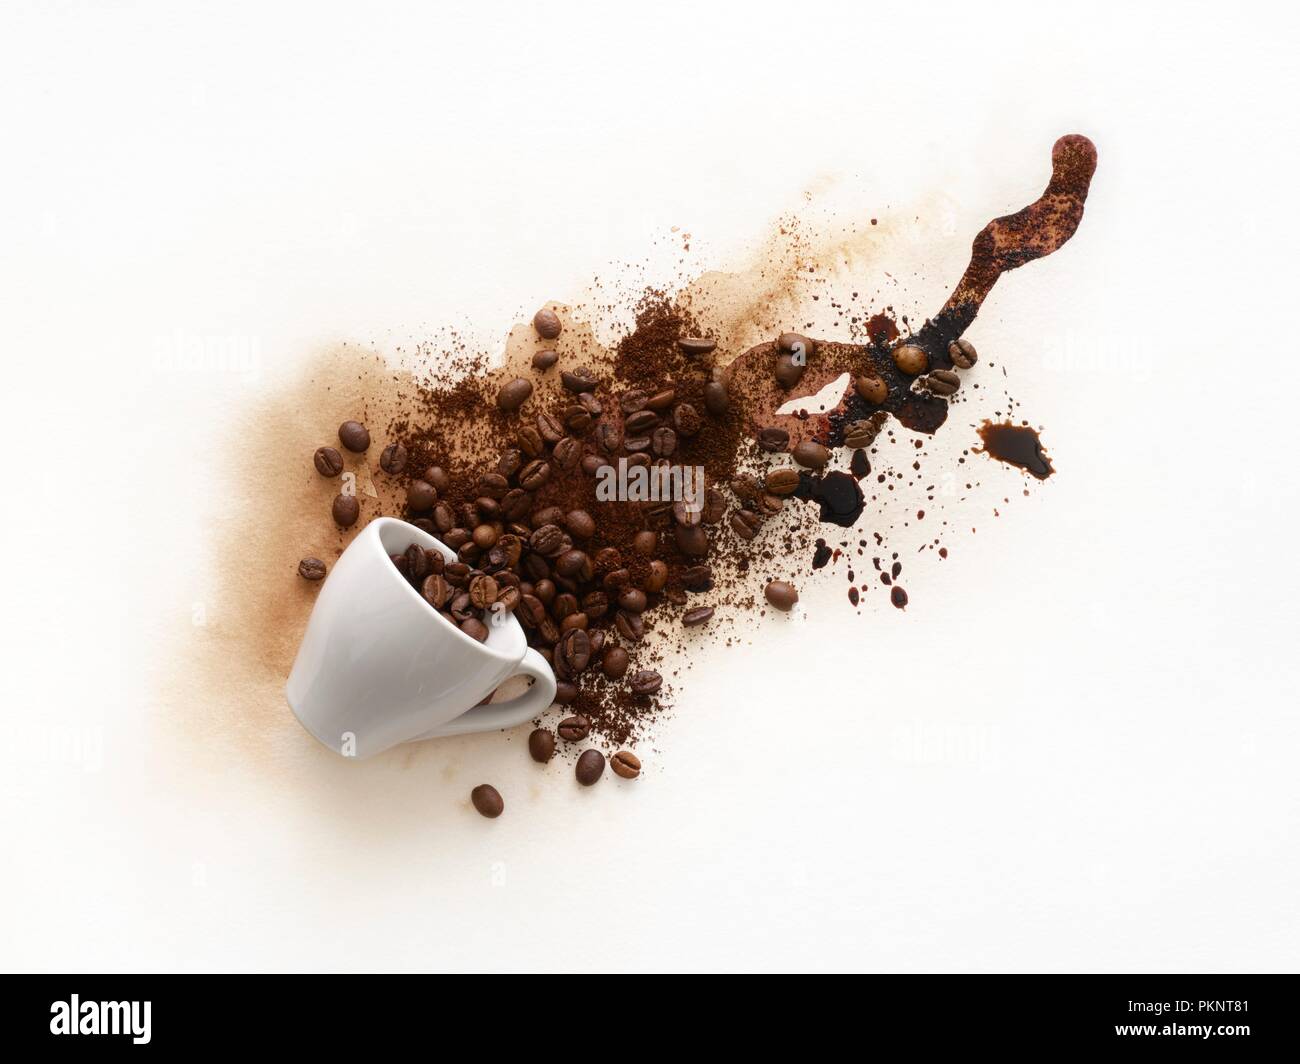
[286, 516, 556, 758]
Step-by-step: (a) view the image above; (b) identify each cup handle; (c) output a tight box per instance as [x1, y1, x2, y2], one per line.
[422, 648, 557, 739]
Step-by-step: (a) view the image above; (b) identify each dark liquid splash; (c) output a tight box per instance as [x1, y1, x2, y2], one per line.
[794, 470, 866, 527]
[976, 421, 1054, 479]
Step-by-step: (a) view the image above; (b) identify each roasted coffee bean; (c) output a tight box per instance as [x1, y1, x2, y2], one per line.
[618, 587, 648, 614]
[552, 436, 581, 471]
[517, 425, 545, 458]
[677, 336, 716, 356]
[461, 618, 489, 643]
[702, 488, 726, 525]
[619, 388, 650, 415]
[560, 366, 598, 393]
[615, 610, 645, 642]
[923, 369, 961, 396]
[421, 573, 451, 607]
[411, 518, 436, 535]
[560, 612, 588, 633]
[682, 606, 714, 627]
[603, 568, 631, 593]
[533, 307, 562, 339]
[536, 413, 565, 445]
[681, 564, 712, 590]
[499, 374, 535, 413]
[672, 403, 702, 437]
[629, 669, 662, 695]
[298, 557, 327, 580]
[392, 552, 409, 576]
[611, 751, 641, 779]
[532, 349, 559, 371]
[552, 593, 580, 620]
[470, 784, 504, 818]
[624, 435, 651, 453]
[495, 585, 521, 614]
[443, 529, 471, 551]
[729, 508, 762, 540]
[407, 479, 437, 513]
[472, 524, 497, 550]
[449, 591, 473, 622]
[730, 473, 763, 501]
[764, 579, 799, 611]
[632, 530, 657, 556]
[495, 449, 523, 478]
[643, 559, 669, 593]
[478, 472, 510, 499]
[523, 554, 552, 583]
[423, 465, 450, 493]
[843, 413, 887, 449]
[378, 443, 407, 474]
[792, 440, 830, 469]
[529, 524, 565, 556]
[626, 452, 651, 468]
[774, 353, 805, 390]
[625, 410, 660, 435]
[313, 446, 344, 477]
[332, 493, 360, 527]
[577, 391, 603, 417]
[778, 332, 815, 360]
[595, 423, 622, 453]
[565, 510, 596, 539]
[557, 628, 592, 674]
[765, 468, 801, 496]
[534, 505, 564, 527]
[675, 523, 709, 556]
[555, 549, 593, 581]
[893, 343, 928, 376]
[594, 547, 624, 573]
[554, 679, 577, 703]
[518, 458, 551, 490]
[497, 534, 523, 567]
[575, 749, 605, 786]
[562, 404, 593, 434]
[854, 373, 889, 404]
[587, 630, 605, 656]
[651, 426, 678, 457]
[469, 574, 498, 609]
[430, 501, 455, 533]
[518, 593, 547, 627]
[457, 542, 482, 565]
[499, 488, 530, 521]
[646, 388, 676, 412]
[703, 380, 730, 416]
[558, 715, 590, 742]
[581, 453, 606, 476]
[602, 645, 630, 679]
[405, 542, 429, 580]
[948, 337, 978, 368]
[444, 562, 472, 587]
[757, 426, 790, 452]
[581, 590, 609, 620]
[672, 497, 702, 527]
[528, 728, 556, 763]
[338, 420, 370, 452]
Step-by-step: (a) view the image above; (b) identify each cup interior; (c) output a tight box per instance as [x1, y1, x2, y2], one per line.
[374, 517, 525, 660]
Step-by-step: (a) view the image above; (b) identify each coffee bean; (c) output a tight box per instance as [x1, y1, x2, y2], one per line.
[595, 423, 622, 453]
[764, 579, 799, 611]
[675, 523, 709, 556]
[774, 353, 805, 390]
[581, 453, 606, 476]
[625, 409, 660, 435]
[460, 617, 489, 642]
[680, 564, 712, 590]
[948, 337, 978, 368]
[496, 377, 533, 412]
[560, 366, 598, 393]
[575, 749, 605, 786]
[565, 510, 595, 539]
[651, 426, 677, 457]
[528, 728, 556, 763]
[530, 524, 566, 556]
[777, 332, 815, 360]
[632, 530, 657, 556]
[405, 542, 429, 580]
[554, 679, 576, 702]
[313, 446, 344, 477]
[893, 343, 928, 376]
[703, 381, 730, 416]
[730, 473, 762, 501]
[615, 610, 644, 642]
[422, 573, 451, 608]
[923, 369, 961, 396]
[298, 557, 327, 580]
[533, 307, 562, 339]
[332, 493, 360, 527]
[379, 443, 408, 476]
[558, 715, 590, 742]
[702, 488, 726, 524]
[643, 560, 669, 592]
[552, 436, 581, 471]
[682, 606, 714, 627]
[611, 751, 641, 779]
[624, 435, 651, 453]
[792, 440, 829, 469]
[602, 645, 630, 679]
[672, 403, 701, 437]
[672, 498, 701, 527]
[843, 413, 887, 449]
[729, 509, 762, 540]
[407, 479, 437, 513]
[443, 529, 471, 551]
[518, 458, 551, 490]
[757, 427, 790, 452]
[581, 590, 609, 619]
[577, 391, 602, 417]
[532, 349, 559, 371]
[561, 404, 593, 434]
[765, 468, 801, 495]
[469, 574, 498, 609]
[618, 587, 647, 614]
[470, 784, 504, 818]
[646, 388, 676, 411]
[854, 373, 888, 404]
[338, 420, 370, 452]
[629, 669, 662, 695]
[556, 628, 592, 674]
[517, 425, 545, 458]
[619, 388, 649, 414]
[496, 585, 521, 614]
[431, 501, 455, 533]
[555, 549, 593, 581]
[677, 336, 716, 356]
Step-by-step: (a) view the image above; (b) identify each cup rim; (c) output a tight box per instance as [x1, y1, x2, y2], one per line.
[367, 516, 524, 664]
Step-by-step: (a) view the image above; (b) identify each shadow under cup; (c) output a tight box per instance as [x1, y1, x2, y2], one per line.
[286, 517, 536, 758]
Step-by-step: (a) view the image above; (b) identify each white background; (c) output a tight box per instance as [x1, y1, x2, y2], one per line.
[2, 1, 1298, 972]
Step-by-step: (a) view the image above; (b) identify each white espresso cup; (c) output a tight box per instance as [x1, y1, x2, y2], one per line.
[286, 516, 556, 759]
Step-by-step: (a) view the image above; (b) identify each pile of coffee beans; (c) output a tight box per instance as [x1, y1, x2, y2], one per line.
[388, 539, 508, 643]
